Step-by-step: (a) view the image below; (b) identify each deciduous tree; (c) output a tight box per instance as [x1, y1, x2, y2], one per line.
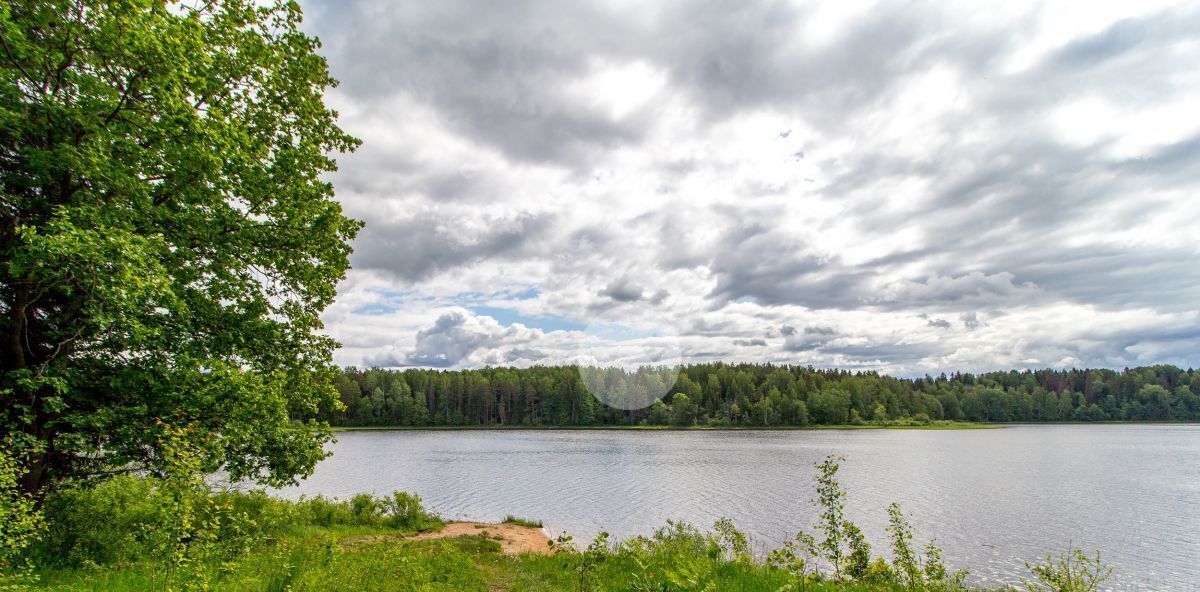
[0, 0, 360, 496]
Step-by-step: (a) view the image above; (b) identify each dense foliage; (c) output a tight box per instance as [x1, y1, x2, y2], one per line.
[322, 364, 1200, 427]
[0, 0, 359, 496]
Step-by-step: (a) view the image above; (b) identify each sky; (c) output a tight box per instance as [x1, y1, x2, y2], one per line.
[299, 0, 1200, 376]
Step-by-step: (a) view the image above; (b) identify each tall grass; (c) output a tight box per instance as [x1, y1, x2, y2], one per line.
[501, 515, 543, 528]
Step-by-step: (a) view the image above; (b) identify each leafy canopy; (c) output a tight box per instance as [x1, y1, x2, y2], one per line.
[0, 0, 360, 495]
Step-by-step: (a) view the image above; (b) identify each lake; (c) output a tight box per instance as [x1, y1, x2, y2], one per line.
[279, 425, 1200, 590]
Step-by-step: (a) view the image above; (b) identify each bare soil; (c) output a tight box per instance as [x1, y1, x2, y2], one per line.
[341, 521, 552, 556]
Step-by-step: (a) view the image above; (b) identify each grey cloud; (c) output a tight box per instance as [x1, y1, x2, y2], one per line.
[783, 331, 833, 353]
[734, 338, 768, 347]
[505, 347, 549, 362]
[598, 278, 645, 302]
[689, 318, 740, 337]
[961, 312, 982, 330]
[353, 212, 553, 282]
[304, 0, 1009, 167]
[648, 1, 1007, 127]
[927, 318, 952, 329]
[873, 272, 1036, 307]
[303, 0, 646, 166]
[820, 339, 943, 366]
[704, 222, 873, 309]
[703, 220, 1040, 311]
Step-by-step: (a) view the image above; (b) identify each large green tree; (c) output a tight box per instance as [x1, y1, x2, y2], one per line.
[0, 0, 360, 496]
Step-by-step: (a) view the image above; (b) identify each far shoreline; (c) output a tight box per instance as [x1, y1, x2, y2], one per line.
[331, 421, 997, 432]
[329, 421, 1200, 432]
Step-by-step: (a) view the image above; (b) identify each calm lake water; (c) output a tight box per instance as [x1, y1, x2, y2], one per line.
[279, 425, 1200, 590]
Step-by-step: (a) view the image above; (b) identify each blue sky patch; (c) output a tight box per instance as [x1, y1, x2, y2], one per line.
[472, 306, 585, 333]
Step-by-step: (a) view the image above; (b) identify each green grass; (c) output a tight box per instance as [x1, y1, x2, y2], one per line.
[30, 527, 973, 592]
[501, 515, 544, 528]
[34, 532, 489, 592]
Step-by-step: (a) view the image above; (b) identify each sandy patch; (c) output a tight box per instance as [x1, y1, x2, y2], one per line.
[342, 521, 552, 556]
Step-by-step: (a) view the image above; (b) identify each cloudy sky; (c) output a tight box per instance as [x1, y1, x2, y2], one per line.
[300, 0, 1200, 375]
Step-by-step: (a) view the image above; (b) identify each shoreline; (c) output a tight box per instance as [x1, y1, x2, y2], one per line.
[331, 421, 997, 432]
[329, 421, 1200, 432]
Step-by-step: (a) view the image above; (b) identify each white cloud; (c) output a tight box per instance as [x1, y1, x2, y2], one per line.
[303, 0, 1200, 375]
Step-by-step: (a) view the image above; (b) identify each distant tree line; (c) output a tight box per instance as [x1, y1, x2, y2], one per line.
[316, 364, 1200, 427]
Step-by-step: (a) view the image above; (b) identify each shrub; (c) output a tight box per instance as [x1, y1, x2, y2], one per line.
[37, 475, 164, 567]
[350, 493, 384, 525]
[709, 517, 751, 563]
[767, 529, 818, 582]
[844, 522, 873, 580]
[384, 492, 442, 531]
[1023, 547, 1112, 592]
[295, 495, 358, 527]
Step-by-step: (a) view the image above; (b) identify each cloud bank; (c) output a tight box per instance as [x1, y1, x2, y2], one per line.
[305, 0, 1200, 375]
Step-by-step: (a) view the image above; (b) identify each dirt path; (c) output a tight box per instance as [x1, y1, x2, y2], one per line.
[343, 522, 552, 556]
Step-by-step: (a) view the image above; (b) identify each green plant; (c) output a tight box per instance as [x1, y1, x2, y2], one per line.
[923, 540, 950, 584]
[767, 529, 819, 589]
[0, 441, 42, 590]
[843, 522, 873, 580]
[887, 503, 921, 589]
[145, 424, 257, 591]
[0, 0, 361, 501]
[886, 503, 967, 590]
[349, 494, 383, 525]
[578, 531, 610, 592]
[1023, 546, 1112, 592]
[384, 492, 442, 531]
[37, 475, 164, 567]
[501, 515, 544, 528]
[550, 531, 575, 551]
[814, 454, 848, 580]
[709, 517, 752, 564]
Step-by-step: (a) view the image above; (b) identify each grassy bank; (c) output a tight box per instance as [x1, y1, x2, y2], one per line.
[333, 420, 995, 432]
[13, 456, 1114, 592]
[29, 529, 928, 592]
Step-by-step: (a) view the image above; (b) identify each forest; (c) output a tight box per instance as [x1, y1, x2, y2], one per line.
[320, 363, 1200, 427]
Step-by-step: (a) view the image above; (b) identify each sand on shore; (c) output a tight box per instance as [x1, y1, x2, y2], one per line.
[342, 521, 553, 556]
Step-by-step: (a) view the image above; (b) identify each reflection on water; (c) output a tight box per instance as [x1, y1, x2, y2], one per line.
[279, 425, 1200, 590]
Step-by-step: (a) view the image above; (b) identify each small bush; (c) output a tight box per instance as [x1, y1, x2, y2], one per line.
[384, 492, 442, 531]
